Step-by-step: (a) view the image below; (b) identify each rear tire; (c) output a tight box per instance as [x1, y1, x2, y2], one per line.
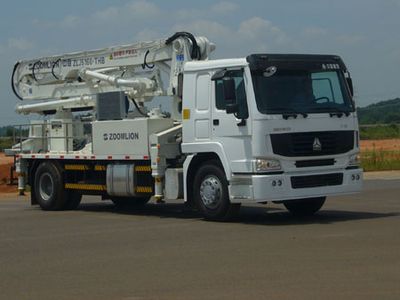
[283, 197, 326, 216]
[34, 161, 68, 211]
[111, 196, 151, 207]
[193, 161, 240, 221]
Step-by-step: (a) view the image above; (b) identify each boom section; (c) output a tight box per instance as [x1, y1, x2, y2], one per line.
[12, 32, 215, 102]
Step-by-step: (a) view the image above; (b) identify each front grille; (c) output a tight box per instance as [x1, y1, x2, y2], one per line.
[270, 131, 354, 157]
[291, 173, 343, 189]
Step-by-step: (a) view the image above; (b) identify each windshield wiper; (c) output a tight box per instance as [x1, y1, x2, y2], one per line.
[311, 106, 351, 117]
[330, 107, 351, 117]
[282, 112, 308, 120]
[269, 107, 308, 120]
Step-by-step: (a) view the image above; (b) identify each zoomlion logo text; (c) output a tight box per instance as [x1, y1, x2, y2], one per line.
[103, 132, 139, 141]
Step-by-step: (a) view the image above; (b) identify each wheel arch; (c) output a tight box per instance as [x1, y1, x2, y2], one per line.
[183, 152, 229, 205]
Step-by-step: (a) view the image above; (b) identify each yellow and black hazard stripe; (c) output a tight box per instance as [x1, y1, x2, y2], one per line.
[64, 164, 106, 171]
[135, 165, 152, 172]
[135, 186, 153, 193]
[64, 164, 89, 171]
[65, 183, 107, 191]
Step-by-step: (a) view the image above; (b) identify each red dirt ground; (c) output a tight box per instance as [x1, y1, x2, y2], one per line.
[0, 153, 17, 193]
[360, 139, 400, 151]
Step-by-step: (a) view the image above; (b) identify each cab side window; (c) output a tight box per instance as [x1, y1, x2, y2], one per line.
[215, 70, 249, 119]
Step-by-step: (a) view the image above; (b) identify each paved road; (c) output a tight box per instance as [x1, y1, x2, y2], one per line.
[0, 179, 400, 300]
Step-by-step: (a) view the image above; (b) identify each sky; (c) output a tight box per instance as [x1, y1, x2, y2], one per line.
[0, 0, 399, 125]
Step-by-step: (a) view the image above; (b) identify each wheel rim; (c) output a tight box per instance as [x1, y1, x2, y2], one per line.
[199, 175, 222, 209]
[39, 172, 54, 201]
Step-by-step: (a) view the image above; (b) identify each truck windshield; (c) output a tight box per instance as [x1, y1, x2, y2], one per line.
[251, 69, 354, 115]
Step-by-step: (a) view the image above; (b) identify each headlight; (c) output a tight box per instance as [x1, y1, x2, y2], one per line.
[349, 154, 361, 166]
[254, 159, 281, 172]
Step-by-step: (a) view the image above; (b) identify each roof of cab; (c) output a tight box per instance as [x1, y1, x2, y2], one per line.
[184, 58, 247, 72]
[246, 54, 347, 72]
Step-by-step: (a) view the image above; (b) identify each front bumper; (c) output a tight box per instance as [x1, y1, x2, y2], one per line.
[229, 168, 363, 203]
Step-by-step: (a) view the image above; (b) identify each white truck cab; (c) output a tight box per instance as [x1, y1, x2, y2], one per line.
[181, 54, 362, 219]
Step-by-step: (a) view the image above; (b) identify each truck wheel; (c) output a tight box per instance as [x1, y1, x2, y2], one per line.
[193, 161, 240, 221]
[283, 197, 326, 216]
[65, 192, 82, 210]
[34, 162, 68, 211]
[111, 196, 151, 207]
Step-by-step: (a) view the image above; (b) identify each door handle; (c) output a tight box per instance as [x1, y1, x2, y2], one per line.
[213, 119, 220, 126]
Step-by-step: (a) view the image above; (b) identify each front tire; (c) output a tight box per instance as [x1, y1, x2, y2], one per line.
[283, 197, 326, 216]
[34, 162, 68, 211]
[193, 161, 240, 221]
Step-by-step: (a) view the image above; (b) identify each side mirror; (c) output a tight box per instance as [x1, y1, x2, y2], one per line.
[223, 78, 238, 114]
[226, 103, 239, 114]
[346, 77, 354, 97]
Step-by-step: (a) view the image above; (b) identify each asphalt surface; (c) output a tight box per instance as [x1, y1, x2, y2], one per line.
[1, 178, 400, 300]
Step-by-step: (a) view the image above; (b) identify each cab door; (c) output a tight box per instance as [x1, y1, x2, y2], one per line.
[211, 69, 252, 173]
[193, 73, 211, 141]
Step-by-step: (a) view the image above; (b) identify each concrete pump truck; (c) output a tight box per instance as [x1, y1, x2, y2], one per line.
[8, 32, 362, 220]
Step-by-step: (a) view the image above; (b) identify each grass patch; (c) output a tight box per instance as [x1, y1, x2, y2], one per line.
[360, 124, 400, 140]
[361, 149, 400, 171]
[0, 137, 13, 151]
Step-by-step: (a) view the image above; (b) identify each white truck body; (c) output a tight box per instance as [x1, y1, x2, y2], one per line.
[9, 32, 362, 220]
